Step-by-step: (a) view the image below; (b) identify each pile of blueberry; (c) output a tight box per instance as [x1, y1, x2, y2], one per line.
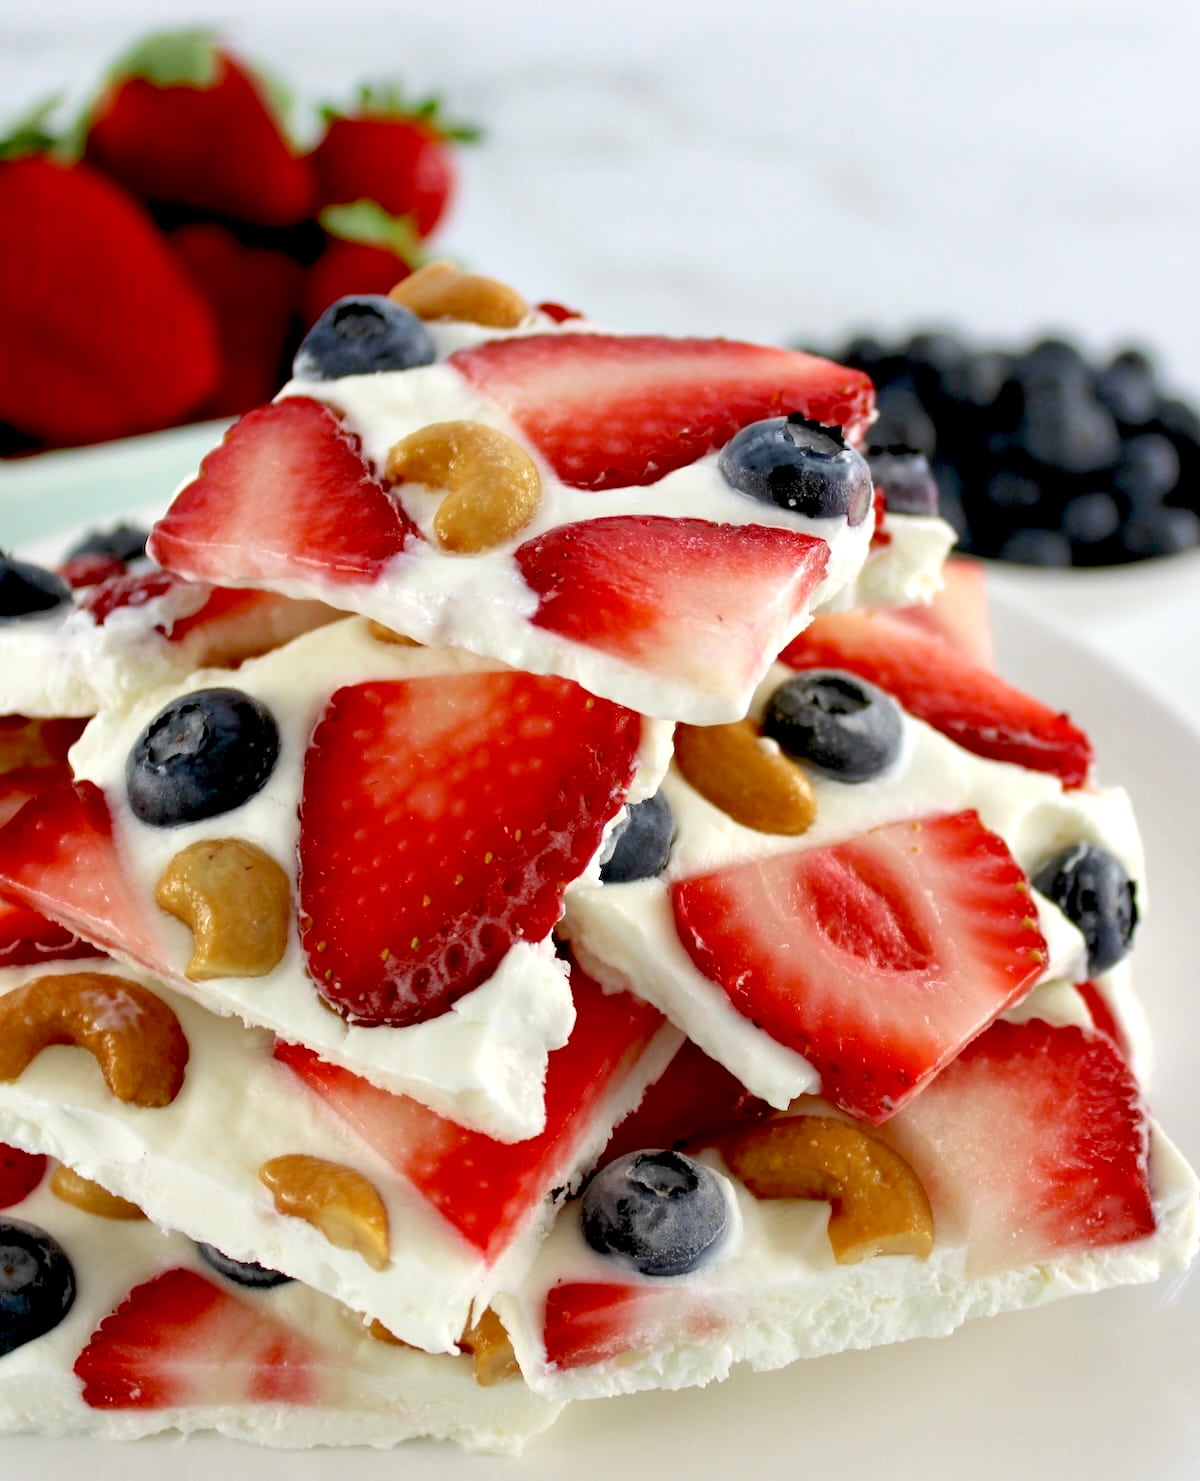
[809, 330, 1200, 566]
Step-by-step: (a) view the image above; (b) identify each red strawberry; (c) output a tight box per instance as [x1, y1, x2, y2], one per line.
[85, 31, 313, 227]
[780, 610, 1092, 787]
[598, 1038, 770, 1169]
[542, 1282, 657, 1371]
[302, 235, 413, 328]
[148, 397, 418, 588]
[298, 674, 642, 1026]
[890, 555, 994, 669]
[0, 766, 103, 968]
[515, 516, 829, 709]
[57, 553, 128, 590]
[0, 155, 218, 447]
[449, 334, 875, 489]
[536, 302, 584, 324]
[0, 1144, 47, 1208]
[274, 968, 664, 1259]
[0, 780, 165, 971]
[79, 569, 196, 628]
[309, 89, 478, 239]
[1075, 979, 1127, 1057]
[881, 1018, 1155, 1273]
[670, 810, 1049, 1123]
[74, 1267, 323, 1408]
[169, 222, 303, 416]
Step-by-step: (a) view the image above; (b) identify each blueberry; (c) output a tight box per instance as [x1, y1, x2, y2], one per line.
[870, 380, 937, 457]
[126, 688, 280, 827]
[762, 671, 903, 782]
[0, 554, 71, 621]
[600, 791, 675, 884]
[1013, 380, 1119, 476]
[293, 295, 436, 381]
[1032, 843, 1137, 974]
[581, 1150, 728, 1277]
[196, 1242, 293, 1289]
[64, 523, 149, 566]
[0, 1217, 75, 1356]
[719, 415, 872, 525]
[865, 445, 939, 516]
[997, 528, 1073, 566]
[1061, 491, 1121, 546]
[1113, 433, 1180, 508]
[1096, 350, 1158, 429]
[1119, 506, 1200, 558]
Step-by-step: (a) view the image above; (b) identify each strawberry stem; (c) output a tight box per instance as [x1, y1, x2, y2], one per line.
[0, 95, 65, 161]
[318, 200, 428, 264]
[320, 82, 482, 143]
[108, 29, 222, 88]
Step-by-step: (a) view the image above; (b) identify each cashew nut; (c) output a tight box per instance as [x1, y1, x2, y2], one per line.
[389, 260, 528, 328]
[155, 838, 290, 981]
[260, 1154, 390, 1271]
[724, 1114, 934, 1264]
[50, 1164, 146, 1220]
[460, 1306, 520, 1386]
[674, 720, 818, 835]
[386, 420, 542, 553]
[0, 972, 188, 1107]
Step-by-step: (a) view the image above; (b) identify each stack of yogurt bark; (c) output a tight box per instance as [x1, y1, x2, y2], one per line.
[0, 264, 1194, 1456]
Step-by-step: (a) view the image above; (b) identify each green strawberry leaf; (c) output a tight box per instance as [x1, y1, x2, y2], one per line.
[109, 29, 222, 89]
[0, 95, 66, 161]
[320, 82, 482, 143]
[319, 200, 429, 264]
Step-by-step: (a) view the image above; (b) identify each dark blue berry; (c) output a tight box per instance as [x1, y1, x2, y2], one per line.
[865, 445, 939, 516]
[1061, 492, 1121, 546]
[719, 415, 872, 525]
[126, 688, 280, 827]
[196, 1242, 293, 1289]
[1096, 350, 1158, 429]
[1113, 433, 1180, 508]
[0, 555, 71, 621]
[65, 523, 150, 565]
[0, 1217, 75, 1356]
[870, 380, 937, 456]
[1119, 506, 1200, 558]
[762, 671, 903, 782]
[600, 791, 674, 884]
[581, 1149, 728, 1277]
[997, 528, 1072, 566]
[1032, 843, 1137, 974]
[1013, 380, 1119, 476]
[293, 295, 435, 381]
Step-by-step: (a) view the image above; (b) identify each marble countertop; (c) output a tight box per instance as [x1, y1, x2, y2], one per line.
[4, 0, 1200, 718]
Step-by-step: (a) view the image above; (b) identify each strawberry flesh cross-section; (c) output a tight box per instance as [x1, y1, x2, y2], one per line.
[448, 334, 875, 489]
[670, 810, 1049, 1122]
[297, 671, 643, 1026]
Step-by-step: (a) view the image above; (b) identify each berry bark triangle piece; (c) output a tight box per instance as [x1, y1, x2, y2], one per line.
[0, 620, 672, 1140]
[148, 323, 888, 724]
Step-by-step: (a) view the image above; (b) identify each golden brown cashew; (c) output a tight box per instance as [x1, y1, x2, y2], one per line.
[389, 260, 528, 328]
[155, 838, 290, 981]
[673, 720, 819, 835]
[260, 1154, 390, 1271]
[50, 1164, 146, 1221]
[724, 1115, 934, 1264]
[0, 973, 188, 1107]
[386, 420, 542, 553]
[460, 1306, 520, 1386]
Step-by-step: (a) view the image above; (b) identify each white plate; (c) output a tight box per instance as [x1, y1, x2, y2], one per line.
[1, 440, 1198, 1481]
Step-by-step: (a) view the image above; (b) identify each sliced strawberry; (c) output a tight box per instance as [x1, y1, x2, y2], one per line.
[449, 334, 875, 490]
[599, 1038, 770, 1169]
[890, 556, 994, 668]
[74, 1267, 323, 1409]
[275, 969, 663, 1259]
[543, 1282, 656, 1371]
[0, 1144, 47, 1209]
[298, 673, 642, 1026]
[149, 397, 417, 588]
[516, 516, 828, 705]
[0, 780, 164, 971]
[1075, 980, 1127, 1058]
[881, 1018, 1155, 1272]
[79, 569, 201, 628]
[671, 810, 1048, 1123]
[780, 610, 1092, 786]
[0, 766, 102, 967]
[57, 553, 127, 590]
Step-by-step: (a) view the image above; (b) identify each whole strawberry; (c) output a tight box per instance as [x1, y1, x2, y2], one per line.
[0, 149, 219, 446]
[309, 86, 479, 240]
[86, 29, 313, 227]
[301, 201, 419, 327]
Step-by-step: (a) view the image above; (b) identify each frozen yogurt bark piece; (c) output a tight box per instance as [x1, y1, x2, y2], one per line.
[0, 619, 672, 1139]
[0, 1151, 562, 1451]
[1, 554, 335, 719]
[494, 981, 1199, 1400]
[145, 273, 954, 724]
[0, 954, 678, 1354]
[565, 618, 1138, 1121]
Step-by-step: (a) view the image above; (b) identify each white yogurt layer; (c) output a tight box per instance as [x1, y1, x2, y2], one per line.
[64, 619, 674, 1141]
[0, 958, 680, 1355]
[0, 1177, 562, 1452]
[493, 982, 1199, 1402]
[565, 663, 1143, 1109]
[147, 307, 954, 725]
